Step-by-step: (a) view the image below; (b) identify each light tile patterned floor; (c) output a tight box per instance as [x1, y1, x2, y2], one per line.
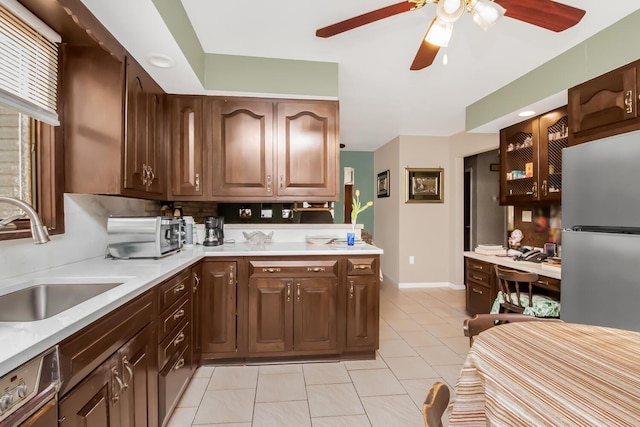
[167, 286, 469, 427]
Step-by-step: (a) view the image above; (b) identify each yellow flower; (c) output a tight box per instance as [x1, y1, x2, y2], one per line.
[351, 189, 373, 223]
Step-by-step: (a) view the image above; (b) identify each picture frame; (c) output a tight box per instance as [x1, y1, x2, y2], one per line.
[405, 168, 444, 203]
[377, 170, 390, 198]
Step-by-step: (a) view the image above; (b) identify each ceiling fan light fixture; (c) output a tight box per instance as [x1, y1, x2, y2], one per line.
[425, 17, 453, 47]
[436, 0, 466, 23]
[469, 0, 506, 31]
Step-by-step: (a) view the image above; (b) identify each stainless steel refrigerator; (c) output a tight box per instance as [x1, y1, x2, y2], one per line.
[561, 130, 640, 332]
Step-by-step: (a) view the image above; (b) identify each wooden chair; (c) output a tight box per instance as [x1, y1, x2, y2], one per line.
[493, 265, 560, 317]
[464, 313, 563, 345]
[422, 381, 450, 427]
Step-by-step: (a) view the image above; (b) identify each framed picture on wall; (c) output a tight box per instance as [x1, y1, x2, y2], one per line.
[405, 168, 444, 203]
[377, 170, 390, 198]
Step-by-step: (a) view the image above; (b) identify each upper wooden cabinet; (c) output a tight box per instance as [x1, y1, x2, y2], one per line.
[63, 46, 166, 199]
[124, 57, 165, 196]
[500, 106, 567, 205]
[168, 96, 205, 199]
[569, 60, 640, 146]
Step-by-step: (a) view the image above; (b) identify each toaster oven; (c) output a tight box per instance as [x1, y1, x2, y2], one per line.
[107, 216, 182, 259]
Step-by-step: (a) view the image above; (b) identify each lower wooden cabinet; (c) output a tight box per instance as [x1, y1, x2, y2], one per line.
[247, 259, 339, 356]
[201, 261, 237, 357]
[465, 258, 495, 315]
[191, 262, 203, 366]
[59, 324, 154, 427]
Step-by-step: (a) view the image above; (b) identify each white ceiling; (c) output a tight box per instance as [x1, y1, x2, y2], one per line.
[80, 0, 640, 151]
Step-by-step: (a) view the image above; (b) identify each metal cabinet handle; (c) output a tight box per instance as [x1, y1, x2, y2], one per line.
[229, 265, 234, 285]
[472, 275, 483, 281]
[263, 268, 281, 273]
[354, 265, 368, 270]
[537, 280, 549, 286]
[542, 179, 548, 197]
[147, 166, 155, 188]
[193, 272, 200, 291]
[122, 357, 133, 390]
[112, 368, 124, 405]
[532, 181, 538, 198]
[280, 175, 284, 189]
[173, 284, 185, 294]
[296, 283, 301, 301]
[287, 284, 291, 302]
[472, 288, 483, 295]
[472, 264, 483, 270]
[174, 332, 186, 347]
[173, 309, 185, 320]
[142, 163, 148, 185]
[195, 173, 200, 192]
[625, 90, 634, 114]
[349, 281, 354, 299]
[267, 175, 272, 193]
[308, 267, 325, 272]
[174, 358, 185, 371]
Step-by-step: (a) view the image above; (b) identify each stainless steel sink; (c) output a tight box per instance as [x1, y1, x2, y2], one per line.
[0, 282, 123, 322]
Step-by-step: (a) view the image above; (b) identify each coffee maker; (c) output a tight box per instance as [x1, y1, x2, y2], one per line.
[204, 216, 224, 246]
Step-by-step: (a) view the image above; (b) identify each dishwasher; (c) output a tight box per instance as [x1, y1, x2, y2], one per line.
[0, 347, 60, 427]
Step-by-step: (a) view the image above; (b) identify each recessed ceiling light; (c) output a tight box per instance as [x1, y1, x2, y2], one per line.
[147, 54, 175, 68]
[518, 110, 536, 117]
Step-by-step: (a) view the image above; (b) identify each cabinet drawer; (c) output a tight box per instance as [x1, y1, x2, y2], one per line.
[158, 343, 191, 425]
[159, 320, 190, 369]
[466, 269, 491, 286]
[159, 296, 190, 341]
[248, 259, 338, 277]
[534, 276, 561, 293]
[466, 281, 493, 315]
[158, 269, 191, 312]
[347, 257, 377, 275]
[466, 259, 493, 274]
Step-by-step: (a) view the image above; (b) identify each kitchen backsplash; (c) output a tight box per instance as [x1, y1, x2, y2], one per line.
[512, 205, 561, 249]
[0, 193, 153, 281]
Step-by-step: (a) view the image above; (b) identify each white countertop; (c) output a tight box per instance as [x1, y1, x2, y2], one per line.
[463, 251, 561, 280]
[0, 242, 382, 377]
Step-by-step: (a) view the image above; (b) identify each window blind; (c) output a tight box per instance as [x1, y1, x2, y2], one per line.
[0, 0, 60, 125]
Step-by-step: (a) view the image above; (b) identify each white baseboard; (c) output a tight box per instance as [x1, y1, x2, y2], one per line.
[398, 282, 465, 290]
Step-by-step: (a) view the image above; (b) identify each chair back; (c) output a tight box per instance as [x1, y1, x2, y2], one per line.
[463, 313, 564, 345]
[422, 382, 450, 427]
[494, 265, 539, 313]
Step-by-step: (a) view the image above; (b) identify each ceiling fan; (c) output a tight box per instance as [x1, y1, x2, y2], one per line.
[316, 0, 586, 70]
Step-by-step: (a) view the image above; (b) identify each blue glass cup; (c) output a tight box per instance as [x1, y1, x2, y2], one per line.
[347, 232, 355, 246]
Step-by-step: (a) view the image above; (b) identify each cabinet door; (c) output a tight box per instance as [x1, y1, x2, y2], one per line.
[124, 57, 147, 193]
[500, 117, 540, 204]
[569, 62, 638, 145]
[346, 275, 379, 349]
[144, 91, 164, 196]
[59, 356, 119, 427]
[248, 277, 293, 353]
[276, 101, 339, 200]
[170, 96, 203, 197]
[201, 261, 237, 355]
[192, 263, 203, 364]
[293, 278, 337, 351]
[119, 324, 154, 427]
[210, 99, 275, 198]
[538, 107, 567, 202]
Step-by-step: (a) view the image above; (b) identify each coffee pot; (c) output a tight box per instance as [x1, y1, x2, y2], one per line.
[204, 216, 224, 246]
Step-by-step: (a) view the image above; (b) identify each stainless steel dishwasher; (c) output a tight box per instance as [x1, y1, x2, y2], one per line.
[0, 347, 60, 427]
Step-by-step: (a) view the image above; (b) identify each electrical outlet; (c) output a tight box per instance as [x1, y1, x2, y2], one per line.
[409, 256, 415, 265]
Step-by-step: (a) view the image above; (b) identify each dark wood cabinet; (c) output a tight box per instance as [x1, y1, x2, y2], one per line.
[210, 99, 275, 199]
[247, 259, 338, 355]
[569, 60, 640, 145]
[275, 101, 339, 200]
[191, 262, 203, 366]
[201, 261, 238, 357]
[500, 106, 567, 204]
[345, 257, 379, 350]
[465, 258, 496, 315]
[124, 57, 165, 197]
[62, 45, 166, 199]
[168, 96, 204, 198]
[59, 324, 153, 427]
[183, 97, 339, 202]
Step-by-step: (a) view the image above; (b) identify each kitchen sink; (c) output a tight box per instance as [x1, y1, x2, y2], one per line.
[0, 281, 124, 322]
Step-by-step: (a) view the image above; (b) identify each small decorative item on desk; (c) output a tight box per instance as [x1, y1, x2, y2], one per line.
[350, 189, 372, 246]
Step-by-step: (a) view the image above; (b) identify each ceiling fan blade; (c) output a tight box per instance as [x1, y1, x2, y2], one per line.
[316, 2, 415, 38]
[495, 0, 586, 32]
[410, 18, 440, 70]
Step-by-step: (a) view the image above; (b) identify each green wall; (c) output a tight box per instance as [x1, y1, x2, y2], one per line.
[335, 151, 375, 236]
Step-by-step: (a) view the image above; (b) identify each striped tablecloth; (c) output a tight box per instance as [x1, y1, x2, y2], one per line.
[449, 322, 640, 426]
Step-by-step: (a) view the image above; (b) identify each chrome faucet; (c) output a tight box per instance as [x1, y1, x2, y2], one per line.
[0, 196, 50, 244]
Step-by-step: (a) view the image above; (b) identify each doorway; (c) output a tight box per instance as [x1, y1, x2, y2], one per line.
[464, 168, 472, 251]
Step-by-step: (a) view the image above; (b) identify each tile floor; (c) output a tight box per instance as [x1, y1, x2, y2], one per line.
[167, 285, 469, 427]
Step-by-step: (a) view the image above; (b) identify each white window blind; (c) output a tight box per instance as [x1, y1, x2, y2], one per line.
[0, 0, 60, 125]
